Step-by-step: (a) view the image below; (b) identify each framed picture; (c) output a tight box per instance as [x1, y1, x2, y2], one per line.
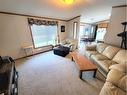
[61, 26, 65, 32]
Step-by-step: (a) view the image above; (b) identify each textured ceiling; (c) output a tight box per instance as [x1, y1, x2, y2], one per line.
[0, 0, 126, 23]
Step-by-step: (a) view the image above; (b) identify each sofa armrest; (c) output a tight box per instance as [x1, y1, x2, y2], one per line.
[107, 63, 127, 92]
[109, 63, 126, 73]
[85, 45, 96, 51]
[69, 44, 75, 51]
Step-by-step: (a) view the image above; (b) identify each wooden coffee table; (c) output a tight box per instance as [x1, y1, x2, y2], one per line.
[70, 51, 97, 79]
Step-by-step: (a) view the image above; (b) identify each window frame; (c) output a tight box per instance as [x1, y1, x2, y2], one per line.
[28, 24, 58, 49]
[95, 27, 107, 41]
[73, 22, 78, 39]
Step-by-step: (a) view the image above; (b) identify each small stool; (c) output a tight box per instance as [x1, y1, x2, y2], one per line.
[53, 46, 70, 57]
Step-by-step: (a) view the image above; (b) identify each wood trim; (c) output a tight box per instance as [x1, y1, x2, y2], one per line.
[0, 11, 81, 22]
[112, 5, 127, 8]
[0, 11, 67, 22]
[98, 24, 108, 28]
[95, 19, 109, 28]
[80, 19, 109, 25]
[67, 15, 81, 22]
[80, 22, 92, 25]
[80, 22, 96, 25]
[94, 19, 110, 24]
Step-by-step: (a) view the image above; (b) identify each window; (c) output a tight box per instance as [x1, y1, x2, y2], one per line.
[95, 28, 107, 41]
[30, 25, 58, 48]
[79, 24, 95, 40]
[73, 22, 78, 39]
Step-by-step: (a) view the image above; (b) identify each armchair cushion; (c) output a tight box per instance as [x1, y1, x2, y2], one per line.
[60, 39, 78, 51]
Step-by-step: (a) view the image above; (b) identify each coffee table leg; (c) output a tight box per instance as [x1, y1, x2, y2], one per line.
[71, 57, 74, 61]
[79, 70, 82, 79]
[93, 69, 97, 78]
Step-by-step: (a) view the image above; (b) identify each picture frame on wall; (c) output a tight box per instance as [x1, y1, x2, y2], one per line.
[61, 26, 65, 32]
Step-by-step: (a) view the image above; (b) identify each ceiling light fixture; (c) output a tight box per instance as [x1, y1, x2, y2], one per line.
[63, 0, 75, 4]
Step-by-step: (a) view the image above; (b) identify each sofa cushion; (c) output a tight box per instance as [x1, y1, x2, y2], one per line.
[106, 65, 127, 92]
[91, 54, 109, 62]
[85, 51, 98, 58]
[96, 43, 108, 53]
[109, 63, 127, 73]
[85, 44, 96, 51]
[99, 82, 126, 95]
[102, 46, 120, 59]
[112, 50, 127, 64]
[63, 44, 71, 47]
[99, 63, 127, 95]
[60, 40, 67, 45]
[97, 60, 118, 73]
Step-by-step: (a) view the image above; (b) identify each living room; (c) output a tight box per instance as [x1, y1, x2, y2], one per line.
[0, 0, 126, 95]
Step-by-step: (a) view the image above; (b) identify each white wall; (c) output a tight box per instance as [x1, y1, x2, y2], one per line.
[0, 13, 67, 59]
[66, 16, 81, 39]
[58, 21, 67, 42]
[0, 14, 32, 59]
[104, 6, 127, 47]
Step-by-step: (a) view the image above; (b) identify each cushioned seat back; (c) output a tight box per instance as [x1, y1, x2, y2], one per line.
[102, 46, 120, 59]
[96, 43, 108, 53]
[106, 63, 127, 92]
[71, 39, 78, 50]
[112, 50, 127, 64]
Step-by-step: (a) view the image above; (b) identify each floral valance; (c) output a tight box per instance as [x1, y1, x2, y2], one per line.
[28, 18, 58, 26]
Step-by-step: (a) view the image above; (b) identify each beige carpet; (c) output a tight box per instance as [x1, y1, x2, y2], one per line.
[15, 51, 104, 95]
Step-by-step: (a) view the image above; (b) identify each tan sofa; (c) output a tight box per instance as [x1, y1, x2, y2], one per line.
[85, 43, 127, 95]
[99, 63, 127, 95]
[85, 43, 127, 78]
